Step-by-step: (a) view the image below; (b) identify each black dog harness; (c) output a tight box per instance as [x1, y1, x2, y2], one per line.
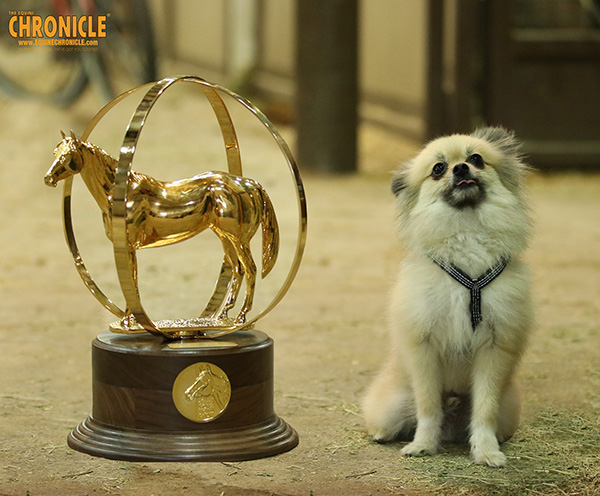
[429, 255, 510, 330]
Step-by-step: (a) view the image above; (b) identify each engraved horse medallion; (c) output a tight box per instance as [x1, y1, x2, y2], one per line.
[172, 363, 232, 422]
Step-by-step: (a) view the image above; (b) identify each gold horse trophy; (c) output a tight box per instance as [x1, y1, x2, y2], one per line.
[44, 76, 307, 462]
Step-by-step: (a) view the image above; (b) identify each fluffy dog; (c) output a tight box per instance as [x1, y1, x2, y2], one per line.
[362, 127, 533, 467]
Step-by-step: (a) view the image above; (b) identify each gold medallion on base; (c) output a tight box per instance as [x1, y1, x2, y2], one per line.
[172, 362, 232, 423]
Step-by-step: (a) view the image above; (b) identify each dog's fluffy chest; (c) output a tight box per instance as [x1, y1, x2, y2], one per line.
[390, 252, 529, 357]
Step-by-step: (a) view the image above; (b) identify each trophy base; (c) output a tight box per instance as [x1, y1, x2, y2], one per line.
[68, 330, 298, 462]
[68, 414, 297, 462]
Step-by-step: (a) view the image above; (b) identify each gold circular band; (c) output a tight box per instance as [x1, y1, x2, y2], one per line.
[62, 82, 155, 320]
[62, 76, 307, 339]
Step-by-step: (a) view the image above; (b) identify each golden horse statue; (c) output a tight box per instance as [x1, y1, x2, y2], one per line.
[44, 132, 279, 326]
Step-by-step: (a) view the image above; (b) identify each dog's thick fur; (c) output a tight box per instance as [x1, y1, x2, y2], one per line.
[362, 127, 533, 467]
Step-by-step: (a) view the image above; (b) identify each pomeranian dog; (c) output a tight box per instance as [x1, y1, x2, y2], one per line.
[362, 127, 533, 467]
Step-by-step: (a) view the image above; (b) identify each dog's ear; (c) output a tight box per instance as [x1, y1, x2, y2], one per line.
[473, 126, 531, 194]
[391, 162, 420, 211]
[391, 174, 406, 196]
[391, 165, 411, 197]
[472, 126, 521, 156]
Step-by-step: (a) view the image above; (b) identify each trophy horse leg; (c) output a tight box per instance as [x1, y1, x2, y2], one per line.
[200, 237, 235, 320]
[217, 236, 246, 321]
[232, 241, 257, 324]
[119, 247, 139, 329]
[201, 234, 250, 323]
[200, 259, 233, 319]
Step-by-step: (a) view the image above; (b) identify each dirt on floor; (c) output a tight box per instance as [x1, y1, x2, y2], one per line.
[0, 82, 599, 496]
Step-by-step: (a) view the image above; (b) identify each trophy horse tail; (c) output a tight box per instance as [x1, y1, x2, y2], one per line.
[259, 185, 279, 278]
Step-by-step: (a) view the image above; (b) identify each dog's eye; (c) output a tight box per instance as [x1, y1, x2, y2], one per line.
[431, 162, 447, 179]
[467, 153, 484, 168]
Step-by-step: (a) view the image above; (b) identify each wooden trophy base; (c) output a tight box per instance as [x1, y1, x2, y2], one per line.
[67, 330, 298, 462]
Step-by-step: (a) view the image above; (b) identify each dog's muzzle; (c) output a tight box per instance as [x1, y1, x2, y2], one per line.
[443, 162, 485, 209]
[452, 163, 478, 187]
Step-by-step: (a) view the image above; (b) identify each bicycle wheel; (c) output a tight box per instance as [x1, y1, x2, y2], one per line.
[87, 0, 157, 103]
[0, 0, 87, 106]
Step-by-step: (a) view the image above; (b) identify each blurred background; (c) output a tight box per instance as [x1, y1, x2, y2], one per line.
[152, 0, 600, 171]
[3, 0, 600, 172]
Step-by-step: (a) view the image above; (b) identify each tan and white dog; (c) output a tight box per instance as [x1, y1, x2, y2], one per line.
[362, 127, 533, 467]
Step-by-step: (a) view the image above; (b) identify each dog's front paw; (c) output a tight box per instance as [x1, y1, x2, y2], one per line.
[370, 429, 397, 444]
[472, 447, 507, 467]
[401, 441, 438, 457]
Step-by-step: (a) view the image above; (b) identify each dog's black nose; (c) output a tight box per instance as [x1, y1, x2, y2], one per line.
[453, 163, 469, 175]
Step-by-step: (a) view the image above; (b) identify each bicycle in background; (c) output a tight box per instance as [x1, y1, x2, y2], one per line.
[0, 0, 156, 105]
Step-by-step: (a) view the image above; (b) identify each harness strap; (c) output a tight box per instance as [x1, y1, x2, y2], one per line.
[429, 255, 510, 330]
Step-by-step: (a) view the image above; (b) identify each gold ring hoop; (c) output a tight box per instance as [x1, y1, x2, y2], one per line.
[62, 76, 307, 339]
